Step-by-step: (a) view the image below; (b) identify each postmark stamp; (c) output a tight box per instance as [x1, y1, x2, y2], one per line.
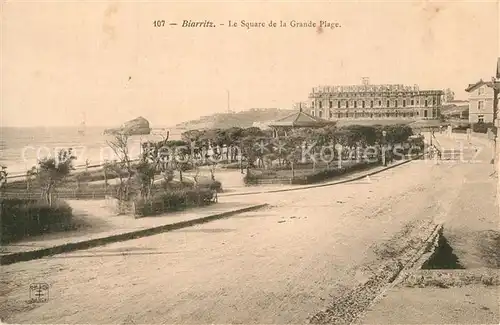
[29, 283, 49, 303]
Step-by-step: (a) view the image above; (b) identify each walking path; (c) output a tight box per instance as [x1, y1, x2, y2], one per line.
[219, 158, 416, 196]
[0, 201, 266, 265]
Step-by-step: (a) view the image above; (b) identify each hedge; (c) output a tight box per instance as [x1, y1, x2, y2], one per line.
[219, 162, 248, 169]
[1, 198, 75, 244]
[291, 161, 381, 185]
[453, 124, 470, 133]
[243, 172, 260, 185]
[472, 123, 497, 135]
[134, 188, 215, 217]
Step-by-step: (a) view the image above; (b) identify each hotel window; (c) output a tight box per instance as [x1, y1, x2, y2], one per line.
[378, 100, 382, 106]
[478, 87, 484, 95]
[386, 100, 390, 107]
[329, 100, 333, 108]
[337, 101, 341, 109]
[362, 101, 365, 108]
[424, 110, 428, 117]
[319, 111, 323, 118]
[424, 100, 428, 107]
[329, 111, 333, 118]
[311, 110, 315, 116]
[433, 98, 435, 105]
[403, 100, 406, 107]
[478, 115, 485, 123]
[395, 100, 398, 108]
[478, 101, 484, 110]
[312, 102, 315, 108]
[346, 112, 349, 118]
[337, 112, 341, 118]
[346, 101, 349, 108]
[319, 101, 322, 109]
[354, 101, 357, 108]
[370, 101, 374, 108]
[411, 99, 414, 106]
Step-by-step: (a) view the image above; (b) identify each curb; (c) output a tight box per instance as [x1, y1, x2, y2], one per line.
[221, 155, 422, 197]
[310, 220, 441, 325]
[0, 203, 269, 266]
[349, 223, 442, 325]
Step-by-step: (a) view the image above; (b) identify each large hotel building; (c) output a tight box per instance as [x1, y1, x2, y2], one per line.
[307, 79, 443, 121]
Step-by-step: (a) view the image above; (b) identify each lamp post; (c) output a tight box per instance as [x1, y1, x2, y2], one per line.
[382, 130, 387, 166]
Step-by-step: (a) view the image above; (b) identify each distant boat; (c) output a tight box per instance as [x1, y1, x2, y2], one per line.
[78, 113, 86, 136]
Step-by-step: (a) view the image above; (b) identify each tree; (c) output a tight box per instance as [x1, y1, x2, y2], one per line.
[444, 88, 455, 102]
[0, 165, 7, 195]
[104, 161, 127, 198]
[37, 148, 76, 206]
[25, 166, 37, 192]
[226, 127, 244, 161]
[107, 133, 134, 200]
[160, 140, 191, 182]
[284, 135, 305, 178]
[134, 160, 156, 199]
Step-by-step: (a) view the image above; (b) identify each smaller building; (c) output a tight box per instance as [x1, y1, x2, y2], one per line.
[465, 80, 498, 124]
[267, 107, 335, 137]
[441, 100, 469, 120]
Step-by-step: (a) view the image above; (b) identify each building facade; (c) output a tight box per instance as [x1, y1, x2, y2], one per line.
[465, 80, 497, 124]
[307, 81, 443, 121]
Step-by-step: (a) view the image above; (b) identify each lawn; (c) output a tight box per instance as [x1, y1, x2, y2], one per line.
[249, 160, 366, 180]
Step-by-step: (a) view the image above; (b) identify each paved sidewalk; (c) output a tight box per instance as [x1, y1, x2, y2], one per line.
[0, 201, 266, 265]
[220, 158, 418, 197]
[357, 132, 500, 324]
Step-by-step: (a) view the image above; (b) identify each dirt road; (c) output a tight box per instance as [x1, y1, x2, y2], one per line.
[1, 140, 494, 323]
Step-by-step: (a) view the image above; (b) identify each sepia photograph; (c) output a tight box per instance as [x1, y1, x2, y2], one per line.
[1, 1, 499, 324]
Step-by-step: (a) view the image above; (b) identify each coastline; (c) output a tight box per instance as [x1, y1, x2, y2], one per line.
[0, 126, 182, 177]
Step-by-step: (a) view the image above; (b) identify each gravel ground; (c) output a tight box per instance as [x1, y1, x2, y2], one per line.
[0, 148, 493, 323]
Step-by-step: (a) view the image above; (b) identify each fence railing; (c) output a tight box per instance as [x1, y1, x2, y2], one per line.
[0, 189, 113, 200]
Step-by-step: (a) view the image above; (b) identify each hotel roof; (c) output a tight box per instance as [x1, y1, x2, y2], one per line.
[268, 109, 335, 127]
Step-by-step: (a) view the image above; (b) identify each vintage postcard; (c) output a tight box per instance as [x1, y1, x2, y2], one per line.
[1, 1, 499, 324]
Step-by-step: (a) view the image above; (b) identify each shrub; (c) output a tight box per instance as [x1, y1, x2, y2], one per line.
[195, 178, 223, 192]
[453, 124, 470, 133]
[291, 161, 380, 185]
[243, 171, 260, 185]
[133, 188, 215, 217]
[71, 170, 123, 183]
[219, 162, 247, 169]
[1, 198, 74, 243]
[472, 123, 497, 135]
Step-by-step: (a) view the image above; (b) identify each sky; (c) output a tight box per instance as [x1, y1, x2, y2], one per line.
[2, 0, 499, 127]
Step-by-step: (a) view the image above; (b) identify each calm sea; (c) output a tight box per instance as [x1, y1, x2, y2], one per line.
[0, 126, 184, 176]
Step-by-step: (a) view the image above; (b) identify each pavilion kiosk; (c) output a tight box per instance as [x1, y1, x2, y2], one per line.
[267, 107, 336, 138]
